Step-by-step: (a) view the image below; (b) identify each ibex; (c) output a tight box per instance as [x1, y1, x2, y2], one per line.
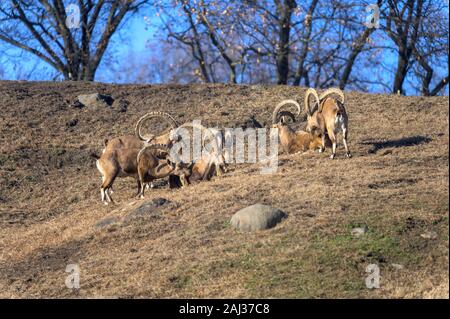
[94, 144, 188, 205]
[136, 144, 191, 199]
[94, 111, 181, 193]
[304, 88, 351, 159]
[171, 124, 227, 182]
[272, 100, 324, 154]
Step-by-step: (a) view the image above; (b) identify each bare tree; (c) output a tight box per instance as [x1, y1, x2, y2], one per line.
[0, 0, 147, 81]
[338, 0, 383, 89]
[292, 0, 318, 86]
[382, 0, 424, 94]
[273, 0, 297, 84]
[410, 1, 449, 95]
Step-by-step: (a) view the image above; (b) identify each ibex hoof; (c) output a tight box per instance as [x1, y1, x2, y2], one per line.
[103, 202, 108, 206]
[330, 154, 336, 159]
[346, 153, 352, 158]
[318, 148, 324, 153]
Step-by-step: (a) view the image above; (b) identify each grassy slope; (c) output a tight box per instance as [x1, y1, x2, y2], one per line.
[0, 81, 448, 298]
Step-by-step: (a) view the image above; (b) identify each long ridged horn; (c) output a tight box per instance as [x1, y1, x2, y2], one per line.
[304, 88, 320, 116]
[272, 99, 301, 124]
[135, 112, 178, 142]
[319, 88, 345, 105]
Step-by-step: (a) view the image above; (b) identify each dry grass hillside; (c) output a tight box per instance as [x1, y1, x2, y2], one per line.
[0, 81, 448, 298]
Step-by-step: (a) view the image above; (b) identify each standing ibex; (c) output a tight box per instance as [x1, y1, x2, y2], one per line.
[94, 111, 179, 192]
[304, 88, 351, 159]
[272, 100, 324, 154]
[94, 143, 188, 204]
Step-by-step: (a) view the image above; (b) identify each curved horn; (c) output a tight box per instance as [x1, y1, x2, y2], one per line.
[272, 99, 301, 124]
[304, 88, 320, 116]
[135, 112, 178, 142]
[319, 88, 345, 104]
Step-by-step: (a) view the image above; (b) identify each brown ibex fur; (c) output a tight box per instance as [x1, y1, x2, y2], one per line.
[95, 144, 187, 204]
[136, 145, 190, 198]
[304, 88, 351, 159]
[272, 100, 324, 154]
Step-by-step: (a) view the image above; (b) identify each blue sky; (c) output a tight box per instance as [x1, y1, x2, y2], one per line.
[0, 4, 448, 96]
[0, 12, 153, 81]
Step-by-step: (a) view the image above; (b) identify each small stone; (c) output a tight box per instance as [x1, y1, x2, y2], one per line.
[124, 198, 170, 221]
[66, 118, 78, 127]
[94, 216, 119, 229]
[112, 99, 128, 112]
[420, 231, 438, 239]
[75, 93, 114, 109]
[391, 263, 404, 270]
[152, 197, 168, 207]
[377, 255, 387, 263]
[351, 227, 367, 237]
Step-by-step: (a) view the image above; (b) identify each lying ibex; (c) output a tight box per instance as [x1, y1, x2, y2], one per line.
[94, 144, 187, 204]
[172, 124, 227, 182]
[272, 100, 324, 154]
[304, 88, 351, 159]
[188, 149, 226, 182]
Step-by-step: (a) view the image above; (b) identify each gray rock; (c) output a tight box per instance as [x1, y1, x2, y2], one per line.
[112, 99, 128, 112]
[420, 231, 437, 239]
[230, 204, 287, 232]
[391, 263, 404, 270]
[124, 197, 170, 221]
[66, 118, 78, 127]
[94, 216, 119, 229]
[351, 227, 367, 237]
[75, 93, 114, 109]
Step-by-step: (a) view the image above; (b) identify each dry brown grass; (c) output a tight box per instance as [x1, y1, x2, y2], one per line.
[0, 81, 448, 298]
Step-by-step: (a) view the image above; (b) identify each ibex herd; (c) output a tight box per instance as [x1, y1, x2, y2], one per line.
[93, 87, 350, 204]
[271, 87, 351, 159]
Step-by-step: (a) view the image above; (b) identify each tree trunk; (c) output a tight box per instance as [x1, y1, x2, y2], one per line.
[430, 76, 449, 96]
[293, 0, 318, 86]
[393, 47, 409, 94]
[276, 0, 296, 85]
[339, 0, 382, 89]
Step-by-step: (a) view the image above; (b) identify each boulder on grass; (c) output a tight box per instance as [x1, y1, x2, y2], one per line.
[75, 93, 114, 109]
[124, 198, 170, 221]
[230, 204, 287, 232]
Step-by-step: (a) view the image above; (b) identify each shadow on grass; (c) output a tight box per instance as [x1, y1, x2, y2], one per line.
[362, 135, 432, 154]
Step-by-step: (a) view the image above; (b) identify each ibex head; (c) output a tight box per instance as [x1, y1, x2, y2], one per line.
[271, 99, 301, 129]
